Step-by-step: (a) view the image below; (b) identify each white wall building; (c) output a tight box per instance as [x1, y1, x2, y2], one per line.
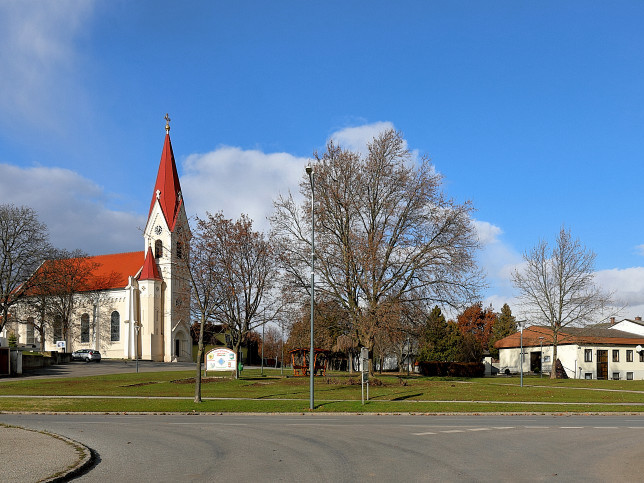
[496, 325, 644, 380]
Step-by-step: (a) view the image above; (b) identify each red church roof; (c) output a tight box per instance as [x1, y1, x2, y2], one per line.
[23, 251, 145, 295]
[149, 133, 183, 230]
[138, 247, 161, 281]
[74, 251, 145, 291]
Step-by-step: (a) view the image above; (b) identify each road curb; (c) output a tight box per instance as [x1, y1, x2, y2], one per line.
[44, 433, 96, 483]
[0, 424, 95, 483]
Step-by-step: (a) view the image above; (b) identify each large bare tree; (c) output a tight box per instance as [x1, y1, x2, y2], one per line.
[0, 204, 50, 334]
[271, 129, 482, 364]
[512, 227, 613, 378]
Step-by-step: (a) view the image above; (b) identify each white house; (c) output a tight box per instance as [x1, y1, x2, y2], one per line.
[495, 325, 644, 380]
[3, 120, 192, 362]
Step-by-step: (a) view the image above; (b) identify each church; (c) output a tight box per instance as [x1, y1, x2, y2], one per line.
[6, 118, 193, 362]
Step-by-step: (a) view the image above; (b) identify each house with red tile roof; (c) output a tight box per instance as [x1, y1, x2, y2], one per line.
[495, 324, 644, 380]
[6, 119, 192, 362]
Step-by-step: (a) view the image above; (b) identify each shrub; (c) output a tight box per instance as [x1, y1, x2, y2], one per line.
[8, 331, 17, 348]
[416, 361, 485, 377]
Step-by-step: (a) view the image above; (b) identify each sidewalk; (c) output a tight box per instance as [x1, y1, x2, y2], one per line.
[0, 424, 92, 482]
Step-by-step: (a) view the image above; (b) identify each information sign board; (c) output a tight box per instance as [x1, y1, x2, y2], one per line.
[205, 348, 237, 372]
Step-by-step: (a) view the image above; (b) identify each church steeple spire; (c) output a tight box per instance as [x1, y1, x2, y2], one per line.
[148, 114, 183, 230]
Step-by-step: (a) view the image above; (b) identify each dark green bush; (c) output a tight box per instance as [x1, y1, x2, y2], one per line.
[416, 361, 485, 377]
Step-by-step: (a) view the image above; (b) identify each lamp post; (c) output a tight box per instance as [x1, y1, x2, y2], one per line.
[261, 316, 265, 376]
[538, 336, 544, 378]
[306, 164, 315, 410]
[518, 320, 526, 387]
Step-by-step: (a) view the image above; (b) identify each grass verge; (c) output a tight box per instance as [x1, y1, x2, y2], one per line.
[2, 369, 644, 413]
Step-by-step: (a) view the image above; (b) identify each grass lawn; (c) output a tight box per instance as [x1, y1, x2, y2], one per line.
[2, 369, 644, 413]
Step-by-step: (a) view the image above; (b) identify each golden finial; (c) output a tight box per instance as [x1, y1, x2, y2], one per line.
[164, 113, 171, 133]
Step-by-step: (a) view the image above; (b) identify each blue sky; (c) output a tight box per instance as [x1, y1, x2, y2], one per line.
[1, 1, 644, 317]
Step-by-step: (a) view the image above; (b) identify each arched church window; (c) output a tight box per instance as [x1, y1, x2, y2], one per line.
[155, 239, 163, 258]
[81, 313, 90, 343]
[176, 241, 183, 259]
[26, 317, 35, 345]
[111, 311, 120, 342]
[53, 316, 63, 342]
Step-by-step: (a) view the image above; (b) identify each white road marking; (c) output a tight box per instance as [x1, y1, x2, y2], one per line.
[412, 432, 437, 436]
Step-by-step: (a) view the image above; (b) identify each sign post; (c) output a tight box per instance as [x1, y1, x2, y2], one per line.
[361, 347, 369, 405]
[205, 348, 237, 377]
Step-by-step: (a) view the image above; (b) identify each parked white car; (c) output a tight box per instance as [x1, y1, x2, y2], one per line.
[71, 349, 101, 362]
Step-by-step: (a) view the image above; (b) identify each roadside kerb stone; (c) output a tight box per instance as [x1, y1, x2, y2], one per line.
[0, 424, 93, 482]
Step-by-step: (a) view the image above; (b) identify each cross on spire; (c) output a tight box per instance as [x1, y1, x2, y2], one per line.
[164, 113, 171, 133]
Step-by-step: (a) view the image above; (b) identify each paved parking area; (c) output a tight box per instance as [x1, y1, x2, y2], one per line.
[3, 359, 196, 380]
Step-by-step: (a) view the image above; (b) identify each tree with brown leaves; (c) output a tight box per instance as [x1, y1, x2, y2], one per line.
[272, 129, 482, 370]
[456, 302, 497, 362]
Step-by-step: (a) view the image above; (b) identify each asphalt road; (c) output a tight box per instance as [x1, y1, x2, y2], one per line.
[2, 413, 643, 482]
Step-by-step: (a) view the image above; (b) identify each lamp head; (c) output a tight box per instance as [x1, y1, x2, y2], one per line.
[306, 164, 313, 175]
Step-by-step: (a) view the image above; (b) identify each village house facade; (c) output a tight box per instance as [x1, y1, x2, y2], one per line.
[495, 323, 644, 380]
[3, 121, 192, 362]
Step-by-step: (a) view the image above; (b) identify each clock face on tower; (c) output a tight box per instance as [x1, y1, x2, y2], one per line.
[154, 225, 163, 235]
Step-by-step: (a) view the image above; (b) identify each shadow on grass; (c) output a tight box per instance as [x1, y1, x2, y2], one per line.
[391, 393, 423, 401]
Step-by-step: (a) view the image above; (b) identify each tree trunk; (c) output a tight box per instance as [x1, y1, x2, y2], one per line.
[194, 314, 206, 403]
[233, 341, 242, 379]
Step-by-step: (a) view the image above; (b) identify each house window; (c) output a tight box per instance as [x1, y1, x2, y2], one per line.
[627, 350, 633, 362]
[155, 239, 163, 258]
[111, 311, 120, 342]
[585, 373, 592, 380]
[612, 372, 620, 380]
[80, 313, 90, 343]
[640, 351, 644, 363]
[627, 372, 634, 380]
[26, 317, 35, 345]
[612, 350, 619, 362]
[584, 349, 592, 362]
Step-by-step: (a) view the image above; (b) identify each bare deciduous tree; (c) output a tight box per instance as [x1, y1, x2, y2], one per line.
[512, 227, 614, 378]
[185, 212, 279, 393]
[272, 129, 482, 368]
[0, 204, 50, 333]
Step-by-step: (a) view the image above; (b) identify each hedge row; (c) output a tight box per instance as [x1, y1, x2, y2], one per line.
[416, 361, 485, 377]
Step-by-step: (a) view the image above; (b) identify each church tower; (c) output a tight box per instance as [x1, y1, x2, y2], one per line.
[142, 115, 192, 362]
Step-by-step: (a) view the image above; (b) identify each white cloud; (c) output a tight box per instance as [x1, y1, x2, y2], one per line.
[595, 267, 644, 313]
[474, 220, 502, 246]
[329, 122, 397, 153]
[181, 146, 308, 232]
[0, 163, 143, 255]
[636, 245, 644, 256]
[0, 1, 94, 134]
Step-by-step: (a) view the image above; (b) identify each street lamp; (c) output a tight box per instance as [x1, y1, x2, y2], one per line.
[538, 336, 544, 378]
[306, 163, 315, 410]
[518, 320, 526, 387]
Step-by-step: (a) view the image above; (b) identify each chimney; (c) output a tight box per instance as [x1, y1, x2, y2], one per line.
[636, 316, 642, 322]
[610, 317, 616, 325]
